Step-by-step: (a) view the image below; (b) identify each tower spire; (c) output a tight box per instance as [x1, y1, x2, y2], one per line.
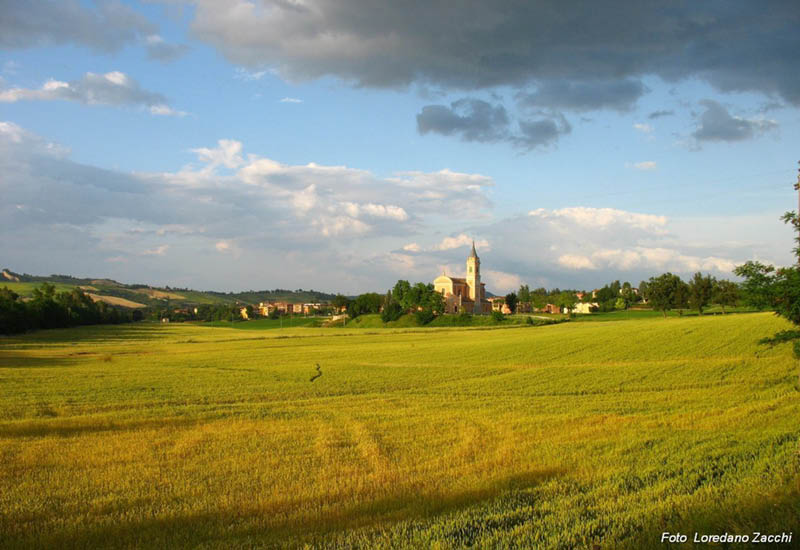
[470, 240, 478, 258]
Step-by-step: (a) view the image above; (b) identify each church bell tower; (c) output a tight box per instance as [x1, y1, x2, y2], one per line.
[466, 241, 481, 313]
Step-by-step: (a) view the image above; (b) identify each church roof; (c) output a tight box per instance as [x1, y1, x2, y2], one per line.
[469, 240, 479, 259]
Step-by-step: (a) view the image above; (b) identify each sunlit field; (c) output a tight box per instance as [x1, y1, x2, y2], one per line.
[1, 314, 798, 549]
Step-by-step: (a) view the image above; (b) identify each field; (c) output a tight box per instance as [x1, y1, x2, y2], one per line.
[0, 314, 798, 548]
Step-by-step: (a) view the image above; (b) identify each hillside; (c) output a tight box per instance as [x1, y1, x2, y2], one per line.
[1, 268, 337, 309]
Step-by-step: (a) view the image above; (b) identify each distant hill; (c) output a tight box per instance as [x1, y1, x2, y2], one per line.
[1, 268, 337, 309]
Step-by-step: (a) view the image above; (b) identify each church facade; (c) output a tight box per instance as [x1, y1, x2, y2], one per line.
[433, 242, 492, 314]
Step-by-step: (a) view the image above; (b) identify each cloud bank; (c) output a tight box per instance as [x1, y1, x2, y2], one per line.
[185, 1, 800, 105]
[1, 122, 789, 294]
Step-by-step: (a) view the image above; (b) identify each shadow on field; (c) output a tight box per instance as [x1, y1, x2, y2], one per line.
[619, 482, 800, 550]
[2, 468, 566, 549]
[7, 324, 167, 344]
[0, 416, 198, 439]
[0, 351, 76, 369]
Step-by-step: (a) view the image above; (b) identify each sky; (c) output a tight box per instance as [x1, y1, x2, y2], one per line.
[1, 1, 799, 295]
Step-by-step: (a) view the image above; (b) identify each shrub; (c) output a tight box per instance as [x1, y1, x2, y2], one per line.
[414, 309, 436, 325]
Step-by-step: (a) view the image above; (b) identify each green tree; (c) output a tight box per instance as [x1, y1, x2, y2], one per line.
[647, 273, 684, 318]
[773, 266, 800, 326]
[504, 292, 518, 314]
[392, 280, 412, 310]
[518, 284, 531, 306]
[733, 261, 775, 310]
[674, 278, 690, 316]
[555, 291, 578, 314]
[332, 293, 350, 311]
[347, 293, 382, 318]
[688, 272, 715, 315]
[620, 282, 637, 307]
[713, 280, 739, 314]
[381, 290, 403, 322]
[638, 280, 649, 303]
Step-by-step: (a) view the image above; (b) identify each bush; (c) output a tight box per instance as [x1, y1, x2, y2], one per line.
[491, 311, 504, 323]
[414, 309, 436, 325]
[381, 300, 403, 322]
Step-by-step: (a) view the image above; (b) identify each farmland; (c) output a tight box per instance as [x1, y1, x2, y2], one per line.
[0, 313, 798, 548]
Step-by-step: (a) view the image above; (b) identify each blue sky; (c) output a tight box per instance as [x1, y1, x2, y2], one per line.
[1, 1, 799, 294]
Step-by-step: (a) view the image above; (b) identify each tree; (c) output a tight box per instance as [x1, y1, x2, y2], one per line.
[688, 272, 715, 315]
[392, 280, 412, 310]
[332, 293, 350, 311]
[713, 280, 739, 314]
[733, 261, 776, 310]
[504, 292, 518, 314]
[620, 282, 637, 307]
[347, 293, 382, 318]
[518, 284, 531, 306]
[638, 280, 649, 303]
[773, 266, 800, 326]
[674, 278, 690, 316]
[381, 290, 403, 322]
[647, 273, 684, 318]
[555, 291, 578, 314]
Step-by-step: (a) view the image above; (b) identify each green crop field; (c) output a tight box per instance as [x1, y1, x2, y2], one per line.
[0, 281, 78, 296]
[0, 314, 798, 549]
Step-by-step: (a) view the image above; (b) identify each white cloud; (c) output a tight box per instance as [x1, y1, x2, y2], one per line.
[0, 71, 182, 114]
[529, 206, 667, 233]
[280, 97, 303, 103]
[558, 254, 598, 270]
[402, 243, 421, 252]
[142, 245, 169, 256]
[633, 123, 653, 133]
[483, 269, 522, 293]
[235, 67, 269, 81]
[433, 234, 490, 251]
[149, 104, 187, 117]
[190, 139, 244, 170]
[627, 161, 657, 171]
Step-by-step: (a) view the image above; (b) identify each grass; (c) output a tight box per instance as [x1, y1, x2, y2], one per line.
[0, 281, 77, 296]
[203, 317, 322, 329]
[571, 307, 761, 322]
[0, 313, 798, 548]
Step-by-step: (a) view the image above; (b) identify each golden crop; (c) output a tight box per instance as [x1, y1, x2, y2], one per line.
[0, 313, 797, 548]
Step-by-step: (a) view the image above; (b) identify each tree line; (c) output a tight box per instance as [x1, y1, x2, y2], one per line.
[0, 284, 141, 335]
[339, 280, 445, 325]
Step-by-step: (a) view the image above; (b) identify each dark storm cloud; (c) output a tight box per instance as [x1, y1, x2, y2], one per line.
[188, 1, 800, 104]
[648, 110, 675, 119]
[515, 113, 572, 149]
[416, 99, 570, 149]
[0, 0, 155, 52]
[416, 99, 509, 142]
[692, 99, 777, 143]
[518, 79, 647, 112]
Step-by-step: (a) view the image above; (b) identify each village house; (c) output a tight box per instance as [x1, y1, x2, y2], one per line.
[571, 302, 599, 314]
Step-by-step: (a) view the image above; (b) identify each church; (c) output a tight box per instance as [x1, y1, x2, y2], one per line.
[433, 242, 492, 314]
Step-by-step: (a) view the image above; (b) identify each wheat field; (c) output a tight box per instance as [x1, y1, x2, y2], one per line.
[0, 313, 798, 548]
